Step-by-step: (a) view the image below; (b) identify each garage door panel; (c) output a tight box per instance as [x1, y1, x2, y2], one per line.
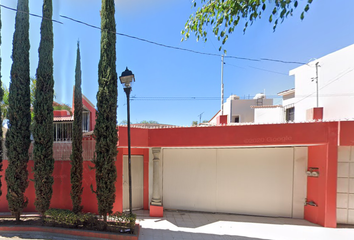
[162, 147, 297, 218]
[216, 148, 293, 217]
[163, 149, 217, 211]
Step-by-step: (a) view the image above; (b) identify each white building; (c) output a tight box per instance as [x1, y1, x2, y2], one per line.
[209, 94, 273, 124]
[289, 43, 354, 122]
[210, 44, 354, 125]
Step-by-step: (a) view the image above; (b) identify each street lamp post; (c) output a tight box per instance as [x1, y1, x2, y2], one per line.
[119, 67, 135, 215]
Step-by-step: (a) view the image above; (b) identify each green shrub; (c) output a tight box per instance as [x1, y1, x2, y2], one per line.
[45, 208, 99, 227]
[110, 212, 136, 233]
[44, 209, 136, 233]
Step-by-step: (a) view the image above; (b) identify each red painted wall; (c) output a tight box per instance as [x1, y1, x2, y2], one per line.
[118, 127, 149, 147]
[1, 121, 352, 228]
[313, 107, 324, 120]
[53, 110, 71, 117]
[0, 159, 124, 215]
[131, 122, 332, 148]
[339, 121, 354, 146]
[117, 121, 341, 227]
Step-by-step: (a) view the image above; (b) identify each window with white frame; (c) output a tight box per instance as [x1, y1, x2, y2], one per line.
[53, 122, 73, 142]
[82, 111, 90, 132]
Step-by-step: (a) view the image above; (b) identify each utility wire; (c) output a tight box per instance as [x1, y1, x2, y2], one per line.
[0, 4, 308, 65]
[59, 15, 261, 61]
[291, 67, 354, 106]
[0, 4, 63, 24]
[225, 63, 288, 76]
[130, 92, 354, 101]
[260, 58, 307, 65]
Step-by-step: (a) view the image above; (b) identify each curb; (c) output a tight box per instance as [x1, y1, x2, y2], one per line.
[0, 224, 140, 240]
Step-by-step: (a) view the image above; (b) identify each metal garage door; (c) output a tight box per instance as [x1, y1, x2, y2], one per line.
[162, 147, 305, 218]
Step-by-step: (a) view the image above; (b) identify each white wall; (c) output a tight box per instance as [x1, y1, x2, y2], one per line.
[254, 107, 284, 123]
[283, 92, 296, 107]
[209, 96, 273, 124]
[230, 98, 273, 123]
[290, 44, 354, 122]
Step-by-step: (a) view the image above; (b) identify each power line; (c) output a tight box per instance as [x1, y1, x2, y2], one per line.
[292, 67, 354, 105]
[260, 58, 307, 65]
[0, 3, 308, 65]
[130, 92, 354, 102]
[0, 4, 63, 24]
[59, 15, 261, 61]
[225, 63, 288, 76]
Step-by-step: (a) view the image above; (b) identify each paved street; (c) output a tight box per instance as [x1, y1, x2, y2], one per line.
[0, 210, 354, 240]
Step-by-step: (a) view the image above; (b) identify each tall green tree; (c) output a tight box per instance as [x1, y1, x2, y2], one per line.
[71, 41, 83, 214]
[92, 0, 118, 222]
[33, 0, 55, 217]
[5, 0, 31, 221]
[182, 0, 313, 51]
[0, 6, 4, 198]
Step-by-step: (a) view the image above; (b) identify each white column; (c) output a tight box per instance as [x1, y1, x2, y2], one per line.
[151, 148, 162, 206]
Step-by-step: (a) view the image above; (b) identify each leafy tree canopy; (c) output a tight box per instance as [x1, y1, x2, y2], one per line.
[139, 120, 159, 124]
[2, 79, 56, 122]
[182, 0, 313, 52]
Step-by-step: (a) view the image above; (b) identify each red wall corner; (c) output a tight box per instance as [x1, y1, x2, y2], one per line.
[305, 123, 337, 227]
[313, 107, 324, 121]
[217, 115, 228, 125]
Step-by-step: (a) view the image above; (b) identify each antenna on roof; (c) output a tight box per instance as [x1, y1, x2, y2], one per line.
[198, 112, 204, 124]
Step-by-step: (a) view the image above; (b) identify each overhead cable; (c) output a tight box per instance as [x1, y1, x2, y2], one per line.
[0, 4, 307, 65]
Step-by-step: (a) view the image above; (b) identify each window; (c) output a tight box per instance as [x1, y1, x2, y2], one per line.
[286, 107, 295, 122]
[53, 122, 73, 142]
[82, 111, 90, 132]
[234, 116, 240, 123]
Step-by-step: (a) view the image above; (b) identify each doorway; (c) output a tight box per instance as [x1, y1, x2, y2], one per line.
[123, 155, 144, 211]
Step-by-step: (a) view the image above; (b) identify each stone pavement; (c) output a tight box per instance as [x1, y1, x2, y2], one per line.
[136, 210, 354, 240]
[0, 210, 354, 239]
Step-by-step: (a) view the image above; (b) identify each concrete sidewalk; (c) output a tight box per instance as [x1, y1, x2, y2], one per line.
[0, 210, 353, 239]
[136, 210, 354, 240]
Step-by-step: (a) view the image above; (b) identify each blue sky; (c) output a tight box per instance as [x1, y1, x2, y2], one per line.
[1, 0, 354, 126]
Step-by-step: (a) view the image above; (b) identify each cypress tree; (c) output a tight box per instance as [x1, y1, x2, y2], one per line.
[5, 0, 31, 221]
[33, 0, 54, 217]
[93, 0, 118, 222]
[70, 42, 83, 214]
[0, 6, 3, 198]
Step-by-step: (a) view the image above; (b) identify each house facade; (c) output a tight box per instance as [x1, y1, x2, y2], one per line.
[289, 43, 354, 122]
[209, 94, 273, 124]
[2, 43, 354, 228]
[253, 44, 354, 123]
[0, 103, 352, 228]
[116, 119, 353, 228]
[53, 93, 96, 142]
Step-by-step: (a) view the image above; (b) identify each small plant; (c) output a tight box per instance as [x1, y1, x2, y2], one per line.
[110, 211, 136, 233]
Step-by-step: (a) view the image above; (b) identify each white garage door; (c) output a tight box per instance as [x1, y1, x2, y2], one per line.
[162, 147, 306, 218]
